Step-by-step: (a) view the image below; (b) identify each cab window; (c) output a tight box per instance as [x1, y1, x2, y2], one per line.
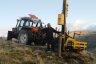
[25, 21, 29, 26]
[16, 21, 20, 27]
[36, 22, 41, 27]
[32, 22, 37, 27]
[20, 20, 24, 27]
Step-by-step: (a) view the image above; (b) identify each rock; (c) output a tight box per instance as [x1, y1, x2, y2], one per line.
[12, 38, 18, 43]
[47, 56, 53, 59]
[32, 50, 42, 56]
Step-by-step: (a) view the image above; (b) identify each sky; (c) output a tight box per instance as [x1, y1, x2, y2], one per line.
[0, 0, 96, 36]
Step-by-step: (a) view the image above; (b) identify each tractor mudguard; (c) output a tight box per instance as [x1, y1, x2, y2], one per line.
[7, 31, 18, 40]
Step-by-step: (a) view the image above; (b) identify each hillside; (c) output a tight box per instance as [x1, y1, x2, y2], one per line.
[0, 38, 95, 64]
[0, 31, 96, 64]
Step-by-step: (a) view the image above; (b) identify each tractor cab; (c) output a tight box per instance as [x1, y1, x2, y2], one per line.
[15, 16, 43, 33]
[16, 17, 42, 28]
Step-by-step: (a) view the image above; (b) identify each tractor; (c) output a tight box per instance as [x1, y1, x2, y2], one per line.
[7, 15, 45, 45]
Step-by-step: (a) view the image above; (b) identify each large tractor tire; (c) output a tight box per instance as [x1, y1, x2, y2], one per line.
[18, 30, 32, 45]
[7, 31, 14, 40]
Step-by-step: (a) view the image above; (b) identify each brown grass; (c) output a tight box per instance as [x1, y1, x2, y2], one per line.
[0, 37, 96, 64]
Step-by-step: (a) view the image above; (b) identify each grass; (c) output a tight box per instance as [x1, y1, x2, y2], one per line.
[0, 39, 36, 64]
[0, 37, 96, 64]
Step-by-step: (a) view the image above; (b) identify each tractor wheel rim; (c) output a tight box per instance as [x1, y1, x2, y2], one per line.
[20, 33, 27, 44]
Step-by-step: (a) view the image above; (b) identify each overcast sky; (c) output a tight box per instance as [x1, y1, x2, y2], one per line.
[0, 0, 96, 36]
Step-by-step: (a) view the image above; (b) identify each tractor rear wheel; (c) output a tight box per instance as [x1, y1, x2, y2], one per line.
[18, 30, 32, 45]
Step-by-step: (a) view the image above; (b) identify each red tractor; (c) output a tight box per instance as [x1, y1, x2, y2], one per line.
[7, 15, 45, 45]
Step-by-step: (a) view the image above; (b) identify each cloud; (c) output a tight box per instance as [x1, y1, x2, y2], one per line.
[68, 20, 96, 31]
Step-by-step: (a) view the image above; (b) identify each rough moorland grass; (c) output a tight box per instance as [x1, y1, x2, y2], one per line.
[0, 39, 95, 64]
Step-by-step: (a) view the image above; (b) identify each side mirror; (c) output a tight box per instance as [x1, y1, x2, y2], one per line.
[17, 19, 20, 22]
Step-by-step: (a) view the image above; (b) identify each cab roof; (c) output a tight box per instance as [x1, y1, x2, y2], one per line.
[21, 17, 31, 21]
[20, 17, 41, 23]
